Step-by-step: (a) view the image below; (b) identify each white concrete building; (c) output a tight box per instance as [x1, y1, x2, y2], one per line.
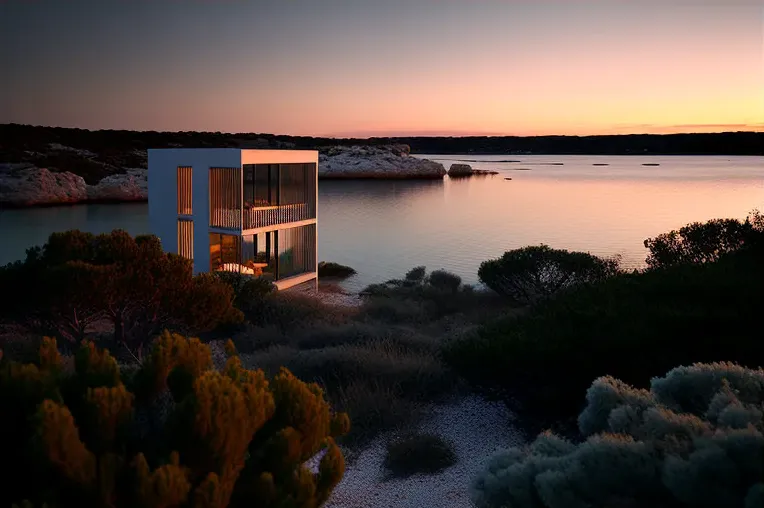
[148, 148, 318, 290]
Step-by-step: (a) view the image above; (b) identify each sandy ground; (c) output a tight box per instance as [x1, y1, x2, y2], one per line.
[321, 395, 524, 508]
[287, 280, 364, 308]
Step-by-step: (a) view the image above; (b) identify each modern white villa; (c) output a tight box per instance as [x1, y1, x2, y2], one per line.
[148, 148, 318, 290]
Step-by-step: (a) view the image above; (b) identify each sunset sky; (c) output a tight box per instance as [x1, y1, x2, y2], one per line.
[1, 0, 762, 137]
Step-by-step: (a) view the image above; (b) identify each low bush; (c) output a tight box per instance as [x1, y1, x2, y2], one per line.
[214, 271, 276, 311]
[644, 210, 763, 269]
[360, 267, 505, 323]
[335, 379, 424, 446]
[446, 247, 764, 428]
[246, 339, 450, 400]
[317, 261, 357, 278]
[427, 269, 462, 292]
[240, 324, 453, 445]
[478, 245, 621, 305]
[0, 332, 349, 508]
[471, 362, 764, 508]
[385, 433, 457, 478]
[246, 291, 353, 331]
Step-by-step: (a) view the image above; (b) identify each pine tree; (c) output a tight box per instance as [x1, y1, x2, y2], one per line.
[0, 333, 349, 508]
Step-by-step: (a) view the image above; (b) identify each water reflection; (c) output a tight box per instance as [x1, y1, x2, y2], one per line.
[1, 156, 762, 292]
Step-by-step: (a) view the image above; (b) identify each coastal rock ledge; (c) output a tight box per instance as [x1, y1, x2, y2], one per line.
[0, 164, 148, 207]
[318, 145, 446, 179]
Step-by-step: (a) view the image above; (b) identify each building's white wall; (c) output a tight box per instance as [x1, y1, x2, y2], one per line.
[148, 148, 242, 274]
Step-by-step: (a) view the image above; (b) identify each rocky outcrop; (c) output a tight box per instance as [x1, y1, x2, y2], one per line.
[448, 164, 473, 177]
[318, 145, 446, 179]
[87, 168, 147, 202]
[0, 164, 88, 206]
[447, 163, 499, 177]
[0, 164, 147, 207]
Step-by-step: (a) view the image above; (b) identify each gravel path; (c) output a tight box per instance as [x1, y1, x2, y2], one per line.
[324, 395, 524, 508]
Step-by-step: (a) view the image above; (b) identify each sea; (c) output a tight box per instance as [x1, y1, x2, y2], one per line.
[1, 155, 761, 291]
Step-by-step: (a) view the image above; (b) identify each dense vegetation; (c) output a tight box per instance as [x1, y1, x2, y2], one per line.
[644, 211, 763, 268]
[233, 265, 506, 445]
[1, 208, 763, 505]
[446, 213, 764, 430]
[0, 332, 349, 508]
[478, 245, 621, 305]
[0, 230, 242, 359]
[472, 362, 764, 508]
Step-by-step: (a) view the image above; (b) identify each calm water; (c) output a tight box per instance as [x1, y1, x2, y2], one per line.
[1, 155, 761, 291]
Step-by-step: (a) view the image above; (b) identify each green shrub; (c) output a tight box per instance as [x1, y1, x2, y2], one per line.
[241, 329, 453, 445]
[214, 271, 276, 311]
[248, 339, 450, 398]
[644, 211, 762, 269]
[385, 433, 457, 478]
[446, 247, 764, 427]
[0, 230, 242, 359]
[471, 362, 764, 508]
[317, 261, 357, 278]
[405, 266, 427, 283]
[335, 379, 423, 446]
[427, 269, 462, 292]
[0, 333, 349, 508]
[360, 297, 431, 324]
[360, 266, 504, 322]
[246, 291, 352, 331]
[478, 245, 621, 305]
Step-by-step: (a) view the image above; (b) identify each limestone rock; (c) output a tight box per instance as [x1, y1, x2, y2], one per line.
[0, 164, 87, 206]
[448, 164, 474, 177]
[319, 145, 445, 179]
[87, 168, 148, 202]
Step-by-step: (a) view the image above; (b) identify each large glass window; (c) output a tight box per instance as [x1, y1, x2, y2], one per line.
[280, 163, 308, 205]
[243, 164, 279, 209]
[241, 231, 276, 280]
[277, 224, 316, 279]
[209, 233, 240, 272]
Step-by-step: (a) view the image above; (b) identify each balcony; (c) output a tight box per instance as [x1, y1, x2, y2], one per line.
[209, 164, 316, 232]
[243, 203, 312, 230]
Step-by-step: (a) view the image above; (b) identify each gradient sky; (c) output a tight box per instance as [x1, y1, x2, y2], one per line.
[1, 0, 763, 136]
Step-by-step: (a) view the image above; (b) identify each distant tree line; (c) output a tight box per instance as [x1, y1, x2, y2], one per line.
[2, 124, 763, 160]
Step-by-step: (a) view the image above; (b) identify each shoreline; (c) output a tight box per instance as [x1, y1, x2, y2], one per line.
[0, 197, 149, 210]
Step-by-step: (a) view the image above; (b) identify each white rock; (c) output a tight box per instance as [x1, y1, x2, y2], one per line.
[87, 168, 147, 202]
[0, 164, 87, 206]
[319, 145, 446, 179]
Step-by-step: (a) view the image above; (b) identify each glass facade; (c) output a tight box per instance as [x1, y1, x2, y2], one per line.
[242, 163, 316, 209]
[277, 223, 316, 278]
[209, 233, 240, 272]
[241, 230, 277, 280]
[209, 162, 316, 283]
[243, 164, 279, 208]
[212, 224, 315, 281]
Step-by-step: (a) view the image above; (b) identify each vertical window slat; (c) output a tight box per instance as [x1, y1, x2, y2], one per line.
[177, 219, 193, 260]
[177, 166, 193, 215]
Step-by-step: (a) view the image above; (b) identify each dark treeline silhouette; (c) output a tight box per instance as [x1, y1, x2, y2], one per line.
[2, 123, 763, 157]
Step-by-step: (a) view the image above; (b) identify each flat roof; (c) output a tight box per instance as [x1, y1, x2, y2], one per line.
[148, 148, 318, 164]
